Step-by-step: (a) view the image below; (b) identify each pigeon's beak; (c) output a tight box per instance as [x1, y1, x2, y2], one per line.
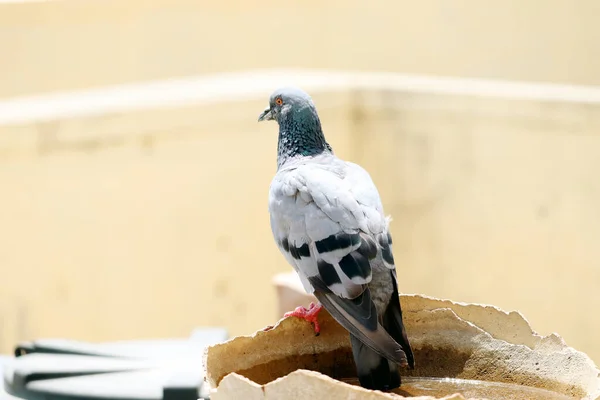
[257, 106, 274, 122]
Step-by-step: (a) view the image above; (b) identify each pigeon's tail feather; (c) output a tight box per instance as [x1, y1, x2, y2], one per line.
[308, 279, 408, 367]
[350, 334, 401, 390]
[384, 272, 415, 369]
[349, 271, 413, 392]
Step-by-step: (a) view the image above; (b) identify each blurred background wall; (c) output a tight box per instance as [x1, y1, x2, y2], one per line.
[1, 0, 600, 99]
[0, 0, 599, 366]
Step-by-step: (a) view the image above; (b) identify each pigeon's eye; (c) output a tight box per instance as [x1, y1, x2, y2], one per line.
[275, 98, 283, 106]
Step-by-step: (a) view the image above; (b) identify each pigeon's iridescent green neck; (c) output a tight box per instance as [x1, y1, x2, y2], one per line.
[276, 105, 332, 169]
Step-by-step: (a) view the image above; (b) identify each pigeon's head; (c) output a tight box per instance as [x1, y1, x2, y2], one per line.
[257, 87, 317, 124]
[258, 86, 330, 167]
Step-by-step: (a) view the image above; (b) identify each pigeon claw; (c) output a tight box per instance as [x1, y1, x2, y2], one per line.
[283, 302, 323, 336]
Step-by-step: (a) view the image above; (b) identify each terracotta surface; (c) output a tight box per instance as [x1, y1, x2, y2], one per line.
[205, 276, 600, 399]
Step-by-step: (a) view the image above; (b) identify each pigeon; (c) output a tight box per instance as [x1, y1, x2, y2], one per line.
[259, 87, 415, 391]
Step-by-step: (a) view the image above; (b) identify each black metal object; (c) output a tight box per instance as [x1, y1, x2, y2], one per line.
[2, 328, 228, 400]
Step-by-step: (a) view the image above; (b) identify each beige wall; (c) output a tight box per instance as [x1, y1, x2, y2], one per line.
[0, 80, 599, 367]
[1, 0, 600, 99]
[354, 92, 600, 364]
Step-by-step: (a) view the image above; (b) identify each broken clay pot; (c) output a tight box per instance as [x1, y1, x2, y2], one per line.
[204, 274, 600, 400]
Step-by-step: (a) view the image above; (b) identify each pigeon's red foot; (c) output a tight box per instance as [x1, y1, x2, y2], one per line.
[284, 302, 323, 336]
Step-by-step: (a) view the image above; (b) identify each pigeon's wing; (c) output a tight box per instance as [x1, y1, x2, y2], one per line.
[269, 160, 407, 366]
[270, 161, 380, 298]
[344, 161, 396, 271]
